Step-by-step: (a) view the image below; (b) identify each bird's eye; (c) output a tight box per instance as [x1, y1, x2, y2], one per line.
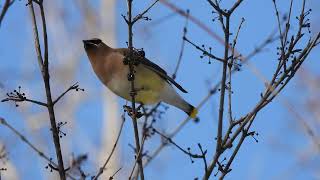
[91, 39, 102, 45]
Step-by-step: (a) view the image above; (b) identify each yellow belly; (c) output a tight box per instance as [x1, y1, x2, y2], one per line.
[107, 64, 166, 104]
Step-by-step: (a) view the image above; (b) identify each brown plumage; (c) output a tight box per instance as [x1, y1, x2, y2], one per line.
[83, 38, 198, 118]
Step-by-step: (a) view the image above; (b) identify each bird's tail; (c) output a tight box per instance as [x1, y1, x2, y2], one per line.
[163, 95, 198, 119]
[185, 104, 198, 119]
[161, 84, 198, 120]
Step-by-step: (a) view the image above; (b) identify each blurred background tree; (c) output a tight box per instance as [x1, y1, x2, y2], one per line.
[0, 0, 319, 179]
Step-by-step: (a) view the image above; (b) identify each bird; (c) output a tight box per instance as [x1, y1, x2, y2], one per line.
[83, 38, 198, 118]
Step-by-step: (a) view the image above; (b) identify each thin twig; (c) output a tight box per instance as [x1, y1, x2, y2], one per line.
[53, 82, 82, 105]
[152, 128, 204, 159]
[28, 0, 44, 74]
[172, 9, 190, 79]
[28, 1, 66, 179]
[0, 0, 14, 27]
[198, 144, 208, 174]
[143, 29, 278, 168]
[0, 118, 76, 180]
[184, 37, 224, 63]
[92, 115, 125, 180]
[229, 0, 244, 15]
[207, 18, 319, 180]
[219, 132, 246, 179]
[39, 0, 48, 69]
[109, 167, 122, 180]
[206, 0, 227, 16]
[205, 1, 244, 179]
[216, 13, 230, 160]
[125, 0, 145, 179]
[133, 0, 160, 24]
[2, 96, 47, 107]
[228, 18, 245, 124]
[128, 135, 146, 180]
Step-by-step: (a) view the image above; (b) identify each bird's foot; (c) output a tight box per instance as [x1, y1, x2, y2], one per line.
[123, 105, 144, 119]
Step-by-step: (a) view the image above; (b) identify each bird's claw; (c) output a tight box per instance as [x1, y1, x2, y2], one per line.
[123, 105, 144, 119]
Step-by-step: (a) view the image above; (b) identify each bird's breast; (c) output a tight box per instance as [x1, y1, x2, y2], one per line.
[106, 64, 166, 105]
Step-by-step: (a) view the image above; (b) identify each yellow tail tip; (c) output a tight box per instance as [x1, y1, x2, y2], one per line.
[189, 108, 198, 119]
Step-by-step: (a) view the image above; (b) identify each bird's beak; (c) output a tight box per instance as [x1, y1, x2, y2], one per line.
[83, 40, 96, 50]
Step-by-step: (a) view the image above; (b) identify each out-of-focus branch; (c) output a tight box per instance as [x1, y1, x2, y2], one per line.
[0, 118, 52, 163]
[282, 99, 320, 151]
[160, 0, 225, 44]
[0, 0, 14, 27]
[0, 117, 76, 180]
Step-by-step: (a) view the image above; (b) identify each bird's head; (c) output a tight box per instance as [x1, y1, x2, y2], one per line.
[83, 38, 110, 61]
[83, 38, 104, 50]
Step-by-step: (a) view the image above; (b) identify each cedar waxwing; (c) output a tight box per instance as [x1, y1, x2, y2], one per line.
[83, 38, 198, 118]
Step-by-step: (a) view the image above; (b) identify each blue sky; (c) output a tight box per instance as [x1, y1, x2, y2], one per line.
[0, 0, 319, 179]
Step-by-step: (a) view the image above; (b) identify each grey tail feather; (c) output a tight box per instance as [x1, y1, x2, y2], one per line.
[184, 104, 194, 115]
[184, 104, 198, 120]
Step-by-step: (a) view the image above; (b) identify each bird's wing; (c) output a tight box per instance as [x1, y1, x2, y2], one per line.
[140, 57, 188, 93]
[116, 48, 188, 93]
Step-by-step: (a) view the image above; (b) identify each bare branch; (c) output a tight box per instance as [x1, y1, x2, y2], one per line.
[229, 0, 244, 15]
[27, 1, 66, 179]
[0, 117, 76, 180]
[125, 0, 145, 179]
[128, 135, 147, 180]
[282, 99, 320, 151]
[109, 167, 122, 180]
[132, 0, 160, 24]
[1, 86, 47, 107]
[53, 82, 83, 105]
[228, 18, 245, 124]
[153, 128, 205, 159]
[144, 89, 215, 167]
[28, 0, 44, 74]
[206, 0, 227, 16]
[143, 29, 278, 169]
[172, 9, 190, 79]
[184, 37, 224, 63]
[0, 0, 14, 27]
[2, 96, 47, 107]
[215, 14, 230, 163]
